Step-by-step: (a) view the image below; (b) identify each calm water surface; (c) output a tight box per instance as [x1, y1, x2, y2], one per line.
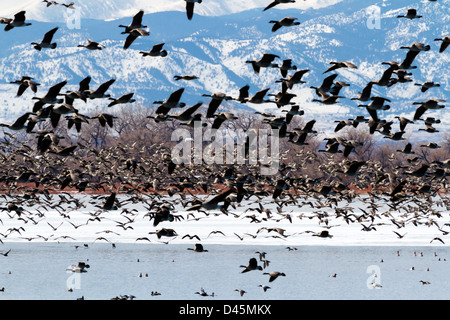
[0, 243, 449, 300]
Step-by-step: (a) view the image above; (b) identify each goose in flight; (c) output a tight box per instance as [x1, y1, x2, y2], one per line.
[274, 59, 298, 78]
[185, 0, 202, 20]
[269, 17, 300, 32]
[77, 40, 105, 50]
[434, 36, 450, 53]
[240, 257, 263, 273]
[83, 79, 116, 100]
[263, 0, 296, 11]
[397, 9, 422, 20]
[32, 80, 67, 112]
[263, 271, 286, 282]
[0, 112, 34, 131]
[187, 188, 235, 211]
[10, 76, 40, 97]
[203, 92, 233, 118]
[168, 102, 202, 122]
[414, 81, 440, 92]
[154, 88, 186, 115]
[246, 53, 280, 73]
[108, 92, 136, 107]
[351, 82, 374, 102]
[31, 27, 58, 51]
[3, 11, 32, 31]
[323, 61, 357, 74]
[400, 42, 430, 52]
[119, 10, 147, 34]
[124, 28, 149, 50]
[413, 99, 446, 120]
[139, 43, 168, 57]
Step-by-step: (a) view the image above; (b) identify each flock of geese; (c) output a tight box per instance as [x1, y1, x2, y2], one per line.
[0, 0, 449, 299]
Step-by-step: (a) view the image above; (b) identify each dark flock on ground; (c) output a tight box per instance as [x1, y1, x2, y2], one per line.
[0, 0, 449, 300]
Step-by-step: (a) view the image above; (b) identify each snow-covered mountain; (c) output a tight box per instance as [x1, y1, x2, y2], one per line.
[0, 0, 448, 141]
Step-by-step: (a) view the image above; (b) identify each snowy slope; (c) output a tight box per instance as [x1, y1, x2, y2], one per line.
[0, 0, 448, 141]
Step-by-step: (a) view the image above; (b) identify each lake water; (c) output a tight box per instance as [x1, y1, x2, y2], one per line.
[1, 242, 449, 300]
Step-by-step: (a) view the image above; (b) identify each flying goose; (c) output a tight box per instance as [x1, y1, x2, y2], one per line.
[240, 257, 263, 273]
[185, 0, 202, 20]
[323, 61, 357, 74]
[187, 243, 208, 252]
[139, 43, 168, 57]
[107, 92, 136, 107]
[124, 28, 149, 50]
[31, 27, 58, 51]
[154, 88, 186, 115]
[312, 92, 345, 105]
[413, 99, 446, 120]
[119, 10, 147, 34]
[203, 92, 233, 118]
[263, 271, 286, 282]
[211, 112, 238, 130]
[414, 81, 440, 92]
[263, 0, 296, 11]
[168, 102, 202, 121]
[351, 82, 374, 102]
[269, 17, 300, 32]
[83, 79, 116, 100]
[32, 80, 67, 112]
[77, 40, 105, 50]
[400, 42, 430, 52]
[274, 59, 298, 78]
[310, 74, 338, 96]
[434, 36, 450, 53]
[397, 9, 422, 19]
[277, 69, 310, 90]
[3, 11, 32, 31]
[174, 75, 199, 81]
[89, 113, 118, 128]
[0, 112, 34, 131]
[246, 53, 280, 73]
[10, 76, 40, 97]
[65, 76, 91, 102]
[187, 188, 235, 211]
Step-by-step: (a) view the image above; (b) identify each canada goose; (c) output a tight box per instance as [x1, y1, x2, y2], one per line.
[240, 257, 263, 273]
[388, 69, 413, 86]
[203, 92, 233, 118]
[61, 2, 75, 9]
[323, 61, 357, 74]
[3, 11, 32, 31]
[49, 145, 78, 157]
[383, 131, 406, 141]
[185, 0, 202, 20]
[154, 88, 186, 115]
[119, 10, 147, 34]
[0, 112, 34, 131]
[77, 40, 105, 50]
[31, 27, 58, 51]
[413, 99, 446, 120]
[211, 112, 238, 130]
[333, 120, 353, 132]
[396, 143, 414, 156]
[187, 243, 208, 252]
[195, 288, 214, 297]
[66, 76, 91, 102]
[263, 0, 296, 11]
[318, 142, 342, 154]
[274, 59, 297, 78]
[246, 53, 280, 73]
[310, 73, 338, 96]
[168, 102, 202, 122]
[174, 74, 199, 81]
[150, 228, 178, 239]
[89, 113, 118, 128]
[400, 42, 430, 52]
[32, 80, 67, 112]
[372, 65, 397, 87]
[414, 81, 440, 92]
[124, 28, 149, 50]
[49, 97, 78, 128]
[312, 93, 345, 105]
[108, 92, 136, 107]
[10, 76, 40, 97]
[66, 113, 90, 132]
[288, 130, 309, 146]
[329, 81, 350, 96]
[43, 0, 59, 7]
[351, 82, 373, 102]
[418, 124, 439, 133]
[313, 230, 333, 238]
[282, 105, 304, 124]
[140, 43, 168, 57]
[421, 117, 441, 126]
[83, 79, 116, 100]
[419, 280, 430, 285]
[434, 36, 450, 53]
[268, 91, 297, 108]
[263, 271, 286, 282]
[235, 289, 246, 296]
[187, 188, 235, 211]
[67, 262, 90, 273]
[269, 17, 300, 32]
[359, 96, 391, 121]
[179, 113, 206, 128]
[397, 9, 422, 20]
[277, 69, 309, 90]
[394, 116, 414, 132]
